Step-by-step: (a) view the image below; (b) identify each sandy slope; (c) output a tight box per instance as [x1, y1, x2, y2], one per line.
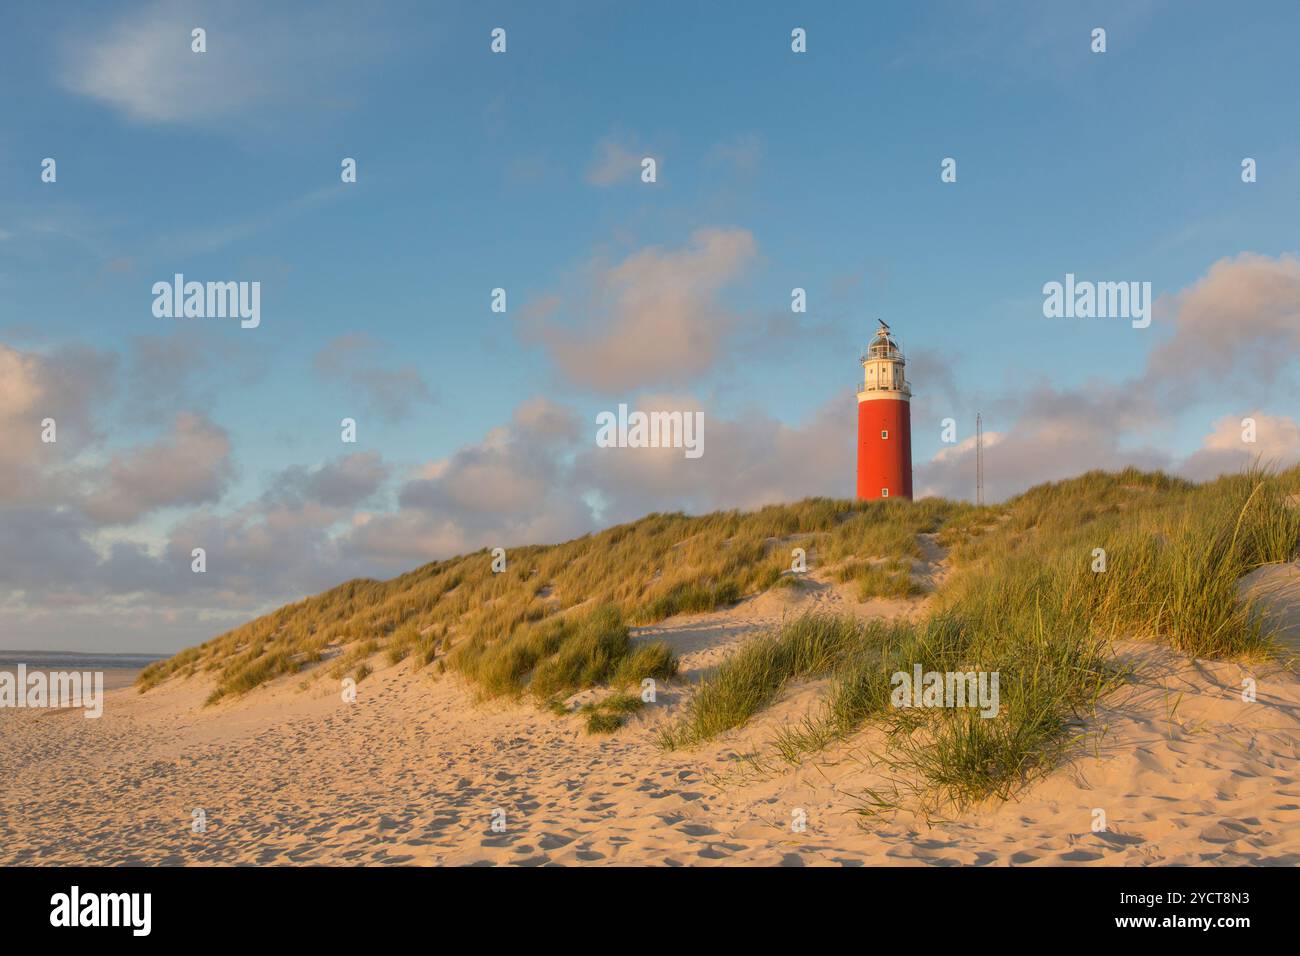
[1, 559, 1296, 866]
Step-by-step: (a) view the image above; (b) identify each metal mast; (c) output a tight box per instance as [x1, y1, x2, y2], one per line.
[975, 412, 984, 506]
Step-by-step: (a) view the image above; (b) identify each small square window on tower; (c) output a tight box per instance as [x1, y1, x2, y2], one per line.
[881, 488, 890, 498]
[881, 429, 889, 439]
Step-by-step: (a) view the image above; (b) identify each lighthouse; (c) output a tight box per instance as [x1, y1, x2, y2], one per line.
[856, 320, 913, 500]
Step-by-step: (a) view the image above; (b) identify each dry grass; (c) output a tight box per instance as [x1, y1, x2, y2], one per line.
[659, 465, 1300, 810]
[140, 461, 1299, 780]
[139, 496, 970, 701]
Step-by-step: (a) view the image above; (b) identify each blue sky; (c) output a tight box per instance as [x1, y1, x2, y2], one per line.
[2, 0, 1298, 651]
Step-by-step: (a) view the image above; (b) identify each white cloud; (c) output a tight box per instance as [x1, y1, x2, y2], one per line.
[312, 333, 436, 422]
[1147, 252, 1300, 405]
[1180, 411, 1300, 481]
[586, 136, 648, 186]
[80, 412, 234, 524]
[0, 343, 115, 507]
[263, 452, 391, 509]
[518, 228, 757, 392]
[58, 0, 385, 127]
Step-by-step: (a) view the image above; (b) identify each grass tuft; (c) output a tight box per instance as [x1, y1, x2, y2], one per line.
[452, 604, 676, 701]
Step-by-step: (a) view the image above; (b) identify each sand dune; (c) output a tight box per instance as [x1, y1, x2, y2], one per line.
[1, 560, 1296, 866]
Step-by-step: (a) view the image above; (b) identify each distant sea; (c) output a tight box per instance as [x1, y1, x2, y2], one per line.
[0, 650, 166, 671]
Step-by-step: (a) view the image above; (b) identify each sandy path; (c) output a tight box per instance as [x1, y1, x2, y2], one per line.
[1, 560, 1296, 866]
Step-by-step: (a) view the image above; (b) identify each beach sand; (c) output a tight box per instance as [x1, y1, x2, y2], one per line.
[1, 560, 1296, 866]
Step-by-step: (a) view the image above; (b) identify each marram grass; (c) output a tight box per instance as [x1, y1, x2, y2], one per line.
[139, 466, 1299, 807]
[139, 493, 971, 698]
[659, 465, 1299, 810]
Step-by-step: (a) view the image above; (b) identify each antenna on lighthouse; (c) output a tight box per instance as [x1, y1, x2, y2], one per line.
[975, 413, 984, 506]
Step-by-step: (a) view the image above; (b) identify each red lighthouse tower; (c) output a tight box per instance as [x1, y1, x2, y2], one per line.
[856, 320, 913, 500]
